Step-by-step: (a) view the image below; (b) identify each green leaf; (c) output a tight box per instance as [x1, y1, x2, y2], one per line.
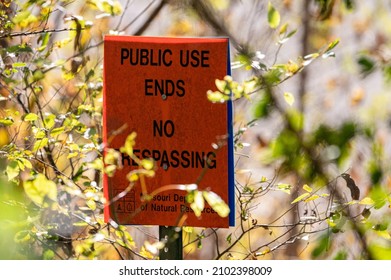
[325, 39, 340, 52]
[311, 233, 331, 258]
[0, 117, 14, 126]
[23, 174, 57, 207]
[267, 2, 280, 29]
[6, 160, 20, 181]
[37, 32, 51, 52]
[44, 114, 56, 129]
[33, 137, 48, 152]
[18, 157, 32, 170]
[23, 113, 38, 122]
[203, 191, 230, 218]
[14, 230, 31, 244]
[369, 186, 388, 209]
[50, 126, 65, 137]
[369, 244, 391, 259]
[291, 192, 310, 204]
[6, 44, 33, 54]
[357, 55, 375, 75]
[279, 23, 288, 35]
[43, 249, 55, 260]
[226, 233, 232, 244]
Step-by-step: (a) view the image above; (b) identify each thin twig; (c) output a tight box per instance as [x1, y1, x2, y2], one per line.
[0, 28, 82, 39]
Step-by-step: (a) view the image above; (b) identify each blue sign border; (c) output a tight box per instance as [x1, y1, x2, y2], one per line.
[226, 40, 235, 227]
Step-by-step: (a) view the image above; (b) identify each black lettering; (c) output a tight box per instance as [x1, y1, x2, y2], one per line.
[121, 152, 131, 166]
[191, 151, 195, 168]
[150, 49, 158, 66]
[145, 79, 153, 96]
[176, 80, 185, 97]
[129, 49, 139, 65]
[161, 150, 170, 168]
[181, 150, 190, 168]
[165, 79, 175, 96]
[152, 150, 161, 161]
[153, 120, 163, 137]
[140, 49, 149, 65]
[153, 120, 175, 137]
[180, 50, 210, 67]
[162, 49, 173, 66]
[201, 50, 210, 67]
[190, 50, 200, 67]
[121, 48, 172, 66]
[141, 149, 151, 159]
[179, 50, 189, 67]
[120, 48, 129, 65]
[170, 150, 180, 168]
[155, 79, 164, 96]
[206, 151, 216, 169]
[195, 152, 204, 168]
[145, 79, 185, 98]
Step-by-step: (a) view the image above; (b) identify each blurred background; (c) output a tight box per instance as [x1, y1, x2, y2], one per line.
[1, 0, 391, 259]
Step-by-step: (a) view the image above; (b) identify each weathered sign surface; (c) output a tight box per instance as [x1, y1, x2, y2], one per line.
[103, 36, 234, 228]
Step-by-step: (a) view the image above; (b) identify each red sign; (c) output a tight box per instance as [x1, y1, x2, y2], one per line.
[103, 36, 233, 228]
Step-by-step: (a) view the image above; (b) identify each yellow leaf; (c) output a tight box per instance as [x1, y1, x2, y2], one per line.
[33, 137, 49, 152]
[376, 231, 391, 241]
[203, 191, 230, 218]
[215, 79, 228, 92]
[86, 199, 96, 210]
[141, 159, 154, 170]
[23, 174, 57, 207]
[257, 246, 271, 256]
[182, 226, 194, 233]
[120, 132, 137, 156]
[127, 172, 139, 182]
[291, 193, 310, 204]
[267, 2, 280, 29]
[67, 152, 79, 159]
[359, 197, 375, 205]
[23, 113, 38, 122]
[0, 127, 10, 147]
[210, 0, 229, 10]
[277, 183, 291, 194]
[190, 191, 205, 217]
[283, 92, 295, 106]
[279, 23, 288, 35]
[303, 184, 313, 193]
[304, 194, 320, 202]
[326, 218, 336, 227]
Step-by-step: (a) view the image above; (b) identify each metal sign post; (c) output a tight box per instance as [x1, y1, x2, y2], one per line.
[159, 226, 183, 260]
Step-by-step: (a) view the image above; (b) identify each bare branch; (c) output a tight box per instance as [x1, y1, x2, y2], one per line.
[0, 28, 82, 39]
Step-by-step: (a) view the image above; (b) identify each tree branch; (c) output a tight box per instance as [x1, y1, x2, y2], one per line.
[0, 28, 82, 39]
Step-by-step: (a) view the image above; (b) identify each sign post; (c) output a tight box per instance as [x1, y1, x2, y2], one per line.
[159, 226, 182, 260]
[103, 36, 234, 258]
